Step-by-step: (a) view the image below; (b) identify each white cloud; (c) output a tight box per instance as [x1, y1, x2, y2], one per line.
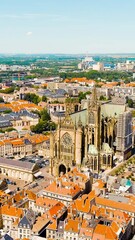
[26, 31, 33, 36]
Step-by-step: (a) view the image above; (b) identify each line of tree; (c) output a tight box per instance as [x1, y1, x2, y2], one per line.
[59, 70, 133, 81]
[0, 86, 16, 94]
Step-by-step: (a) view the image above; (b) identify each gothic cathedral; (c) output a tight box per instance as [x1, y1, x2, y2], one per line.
[50, 88, 114, 176]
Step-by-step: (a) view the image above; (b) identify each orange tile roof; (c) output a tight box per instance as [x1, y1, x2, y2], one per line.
[93, 224, 118, 240]
[25, 134, 49, 144]
[0, 100, 43, 112]
[2, 205, 23, 218]
[43, 202, 66, 221]
[79, 219, 94, 237]
[47, 220, 57, 230]
[32, 216, 50, 232]
[65, 78, 95, 84]
[72, 190, 96, 213]
[92, 179, 105, 190]
[65, 219, 79, 233]
[49, 202, 66, 218]
[65, 168, 89, 183]
[26, 190, 36, 201]
[125, 82, 135, 87]
[36, 197, 58, 208]
[44, 180, 81, 197]
[96, 196, 135, 213]
[11, 139, 24, 146]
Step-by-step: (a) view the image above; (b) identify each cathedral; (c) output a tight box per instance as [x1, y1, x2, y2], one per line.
[50, 88, 132, 176]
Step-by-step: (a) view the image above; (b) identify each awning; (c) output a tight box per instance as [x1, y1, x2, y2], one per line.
[34, 171, 42, 177]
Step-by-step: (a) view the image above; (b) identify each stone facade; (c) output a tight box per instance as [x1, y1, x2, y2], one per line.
[50, 89, 133, 176]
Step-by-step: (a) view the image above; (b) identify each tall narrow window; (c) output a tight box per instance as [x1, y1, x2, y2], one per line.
[55, 144, 57, 157]
[108, 155, 111, 165]
[94, 157, 97, 170]
[89, 112, 94, 124]
[103, 155, 106, 165]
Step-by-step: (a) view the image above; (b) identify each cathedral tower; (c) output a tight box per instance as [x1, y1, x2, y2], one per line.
[84, 87, 101, 172]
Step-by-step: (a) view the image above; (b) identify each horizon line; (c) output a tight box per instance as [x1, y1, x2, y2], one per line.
[1, 52, 135, 56]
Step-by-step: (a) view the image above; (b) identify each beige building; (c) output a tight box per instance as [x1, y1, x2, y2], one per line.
[0, 134, 49, 159]
[0, 138, 32, 158]
[0, 157, 39, 182]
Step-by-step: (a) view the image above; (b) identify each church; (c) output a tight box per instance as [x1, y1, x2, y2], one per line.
[50, 88, 132, 176]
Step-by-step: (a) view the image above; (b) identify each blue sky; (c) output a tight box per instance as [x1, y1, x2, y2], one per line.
[0, 0, 135, 54]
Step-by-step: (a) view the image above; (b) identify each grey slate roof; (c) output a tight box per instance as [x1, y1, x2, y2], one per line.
[70, 109, 87, 127]
[0, 157, 36, 171]
[18, 210, 36, 229]
[0, 110, 38, 128]
[52, 111, 65, 117]
[70, 101, 126, 128]
[0, 120, 13, 128]
[101, 103, 126, 118]
[55, 89, 67, 95]
[18, 216, 31, 228]
[1, 234, 13, 240]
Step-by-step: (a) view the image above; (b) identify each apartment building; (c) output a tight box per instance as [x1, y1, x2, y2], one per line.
[0, 205, 23, 235]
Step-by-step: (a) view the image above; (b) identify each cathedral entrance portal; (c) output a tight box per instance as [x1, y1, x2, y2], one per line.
[59, 164, 66, 176]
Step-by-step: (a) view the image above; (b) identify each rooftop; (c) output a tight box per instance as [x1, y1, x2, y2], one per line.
[0, 157, 38, 171]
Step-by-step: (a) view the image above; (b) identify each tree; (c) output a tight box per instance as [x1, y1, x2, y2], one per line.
[78, 91, 91, 103]
[24, 93, 41, 104]
[42, 96, 47, 102]
[3, 109, 12, 114]
[99, 95, 107, 101]
[31, 120, 56, 133]
[30, 109, 55, 134]
[127, 98, 134, 108]
[40, 109, 50, 121]
[0, 97, 4, 103]
[0, 86, 15, 94]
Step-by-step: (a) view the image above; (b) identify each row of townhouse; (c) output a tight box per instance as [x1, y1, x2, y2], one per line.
[0, 134, 50, 158]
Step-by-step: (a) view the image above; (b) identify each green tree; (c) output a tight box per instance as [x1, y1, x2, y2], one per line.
[127, 98, 134, 108]
[0, 97, 4, 103]
[24, 93, 41, 104]
[31, 120, 56, 133]
[78, 91, 91, 103]
[3, 109, 12, 114]
[0, 86, 15, 94]
[99, 95, 107, 101]
[42, 96, 47, 102]
[40, 109, 50, 121]
[30, 109, 55, 133]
